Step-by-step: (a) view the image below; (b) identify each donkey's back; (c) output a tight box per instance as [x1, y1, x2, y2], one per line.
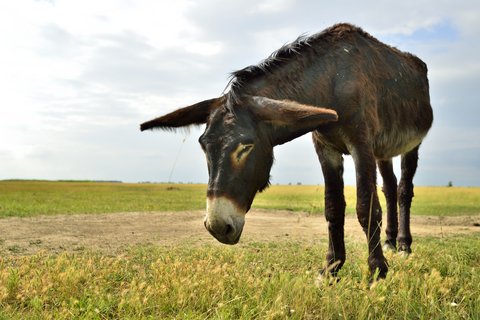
[305, 25, 433, 159]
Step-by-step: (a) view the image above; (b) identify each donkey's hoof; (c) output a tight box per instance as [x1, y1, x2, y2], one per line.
[315, 273, 340, 287]
[368, 257, 388, 281]
[397, 250, 411, 259]
[382, 242, 397, 252]
[397, 244, 412, 255]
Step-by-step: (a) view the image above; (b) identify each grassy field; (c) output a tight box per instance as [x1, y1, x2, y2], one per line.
[1, 237, 479, 319]
[1, 180, 480, 217]
[0, 181, 206, 218]
[0, 180, 479, 319]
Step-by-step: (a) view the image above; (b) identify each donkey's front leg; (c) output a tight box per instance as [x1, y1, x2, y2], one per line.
[314, 139, 346, 278]
[351, 144, 388, 279]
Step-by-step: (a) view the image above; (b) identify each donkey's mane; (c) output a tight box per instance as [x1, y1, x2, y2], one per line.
[226, 23, 424, 104]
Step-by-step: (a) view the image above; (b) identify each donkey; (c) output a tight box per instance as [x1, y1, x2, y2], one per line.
[141, 23, 433, 279]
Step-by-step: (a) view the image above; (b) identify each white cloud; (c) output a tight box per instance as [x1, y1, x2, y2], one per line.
[185, 40, 224, 56]
[0, 0, 479, 185]
[253, 0, 294, 13]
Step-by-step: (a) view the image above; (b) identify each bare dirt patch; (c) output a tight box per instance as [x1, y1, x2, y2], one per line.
[1, 210, 479, 255]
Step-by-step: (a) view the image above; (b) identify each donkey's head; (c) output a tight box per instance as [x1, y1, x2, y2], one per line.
[141, 95, 337, 244]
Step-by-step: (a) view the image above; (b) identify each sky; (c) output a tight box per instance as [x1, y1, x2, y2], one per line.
[1, 0, 479, 186]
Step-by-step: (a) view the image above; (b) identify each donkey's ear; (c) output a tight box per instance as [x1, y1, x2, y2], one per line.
[249, 96, 338, 145]
[140, 97, 224, 131]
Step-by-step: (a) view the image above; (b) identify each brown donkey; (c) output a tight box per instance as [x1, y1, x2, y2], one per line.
[141, 23, 433, 279]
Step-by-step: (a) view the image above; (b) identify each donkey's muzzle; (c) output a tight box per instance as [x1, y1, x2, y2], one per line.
[204, 197, 246, 245]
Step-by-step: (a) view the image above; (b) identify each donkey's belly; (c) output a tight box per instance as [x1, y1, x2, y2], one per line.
[373, 128, 427, 160]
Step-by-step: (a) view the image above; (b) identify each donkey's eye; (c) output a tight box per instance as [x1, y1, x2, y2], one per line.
[231, 143, 254, 167]
[238, 144, 253, 158]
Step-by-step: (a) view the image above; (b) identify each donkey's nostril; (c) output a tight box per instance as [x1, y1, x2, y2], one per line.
[224, 223, 233, 236]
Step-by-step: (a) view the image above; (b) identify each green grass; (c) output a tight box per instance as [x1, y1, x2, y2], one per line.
[0, 181, 479, 318]
[0, 235, 479, 319]
[1, 181, 479, 218]
[0, 181, 206, 218]
[255, 185, 480, 216]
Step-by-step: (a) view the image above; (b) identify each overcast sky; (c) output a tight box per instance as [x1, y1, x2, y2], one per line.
[1, 0, 479, 186]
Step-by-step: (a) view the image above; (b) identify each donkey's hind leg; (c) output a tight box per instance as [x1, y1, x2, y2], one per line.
[397, 145, 420, 253]
[378, 159, 398, 251]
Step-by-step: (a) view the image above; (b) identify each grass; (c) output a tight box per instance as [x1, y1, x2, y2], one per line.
[0, 235, 479, 319]
[1, 180, 479, 218]
[0, 181, 205, 218]
[254, 185, 480, 216]
[0, 180, 479, 318]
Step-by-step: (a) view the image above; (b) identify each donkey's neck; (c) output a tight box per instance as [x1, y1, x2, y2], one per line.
[228, 53, 332, 107]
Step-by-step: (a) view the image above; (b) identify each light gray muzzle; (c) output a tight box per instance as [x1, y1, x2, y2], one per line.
[204, 197, 246, 244]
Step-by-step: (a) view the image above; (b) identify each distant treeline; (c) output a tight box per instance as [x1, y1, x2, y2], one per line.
[1, 179, 123, 183]
[138, 181, 202, 184]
